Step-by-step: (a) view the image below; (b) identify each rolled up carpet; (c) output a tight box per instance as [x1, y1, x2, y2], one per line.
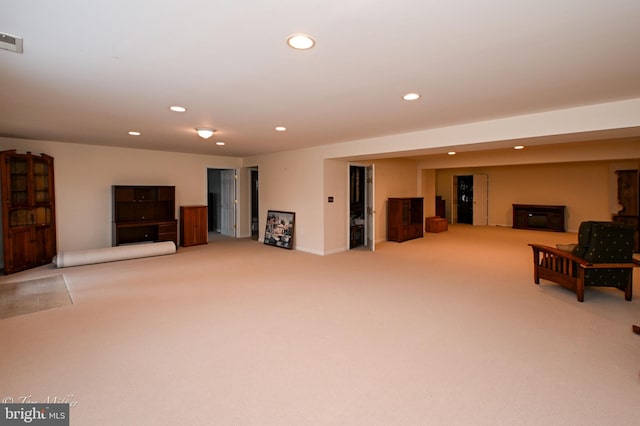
[53, 241, 176, 268]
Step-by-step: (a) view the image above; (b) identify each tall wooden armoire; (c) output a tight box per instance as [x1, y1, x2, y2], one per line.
[0, 150, 57, 274]
[387, 197, 424, 242]
[612, 169, 639, 252]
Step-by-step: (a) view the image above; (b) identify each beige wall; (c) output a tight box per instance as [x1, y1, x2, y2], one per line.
[244, 148, 325, 254]
[2, 136, 638, 260]
[323, 159, 349, 254]
[421, 169, 437, 217]
[321, 158, 421, 250]
[434, 160, 640, 232]
[0, 138, 241, 253]
[1, 99, 639, 260]
[370, 159, 420, 242]
[315, 99, 640, 160]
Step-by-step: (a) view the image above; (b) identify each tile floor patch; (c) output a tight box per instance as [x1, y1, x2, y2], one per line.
[0, 275, 72, 319]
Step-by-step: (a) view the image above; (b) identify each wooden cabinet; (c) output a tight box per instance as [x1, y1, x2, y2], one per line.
[0, 150, 56, 274]
[612, 169, 639, 252]
[112, 185, 177, 246]
[180, 205, 208, 247]
[387, 197, 424, 242]
[513, 204, 565, 232]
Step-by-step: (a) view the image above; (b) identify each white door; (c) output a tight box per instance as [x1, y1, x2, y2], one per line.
[220, 169, 236, 236]
[366, 165, 376, 251]
[473, 174, 488, 226]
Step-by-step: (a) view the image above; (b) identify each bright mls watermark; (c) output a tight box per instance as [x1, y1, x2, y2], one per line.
[0, 404, 69, 425]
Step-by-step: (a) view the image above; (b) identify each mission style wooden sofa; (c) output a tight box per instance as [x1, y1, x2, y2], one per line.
[529, 221, 639, 302]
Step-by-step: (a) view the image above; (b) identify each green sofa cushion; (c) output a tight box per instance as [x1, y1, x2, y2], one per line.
[582, 221, 634, 263]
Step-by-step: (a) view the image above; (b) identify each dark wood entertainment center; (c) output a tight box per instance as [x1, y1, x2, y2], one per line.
[112, 185, 178, 246]
[512, 204, 565, 232]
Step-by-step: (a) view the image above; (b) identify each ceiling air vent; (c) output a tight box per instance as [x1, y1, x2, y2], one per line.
[0, 32, 23, 54]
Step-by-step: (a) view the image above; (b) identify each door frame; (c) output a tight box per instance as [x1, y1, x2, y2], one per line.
[366, 164, 376, 251]
[250, 167, 259, 240]
[347, 162, 375, 251]
[207, 168, 237, 237]
[451, 174, 488, 225]
[472, 174, 488, 226]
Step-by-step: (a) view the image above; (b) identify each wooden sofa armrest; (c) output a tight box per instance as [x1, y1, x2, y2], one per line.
[528, 243, 587, 265]
[530, 243, 640, 268]
[529, 243, 584, 299]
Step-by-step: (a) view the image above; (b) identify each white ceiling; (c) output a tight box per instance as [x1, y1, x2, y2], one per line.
[1, 0, 640, 158]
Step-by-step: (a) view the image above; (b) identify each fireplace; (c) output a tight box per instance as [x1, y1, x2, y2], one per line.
[513, 204, 565, 232]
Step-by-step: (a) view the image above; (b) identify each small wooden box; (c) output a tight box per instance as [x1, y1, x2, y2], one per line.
[425, 216, 448, 233]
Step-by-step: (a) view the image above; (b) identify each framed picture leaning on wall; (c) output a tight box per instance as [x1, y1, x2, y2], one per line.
[264, 210, 295, 249]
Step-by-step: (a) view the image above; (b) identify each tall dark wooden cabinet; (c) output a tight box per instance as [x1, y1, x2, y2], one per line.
[612, 169, 639, 252]
[112, 185, 177, 246]
[0, 150, 56, 274]
[435, 195, 446, 218]
[180, 205, 208, 247]
[387, 197, 424, 242]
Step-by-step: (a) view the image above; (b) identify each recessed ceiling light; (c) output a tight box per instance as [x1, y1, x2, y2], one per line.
[216, 141, 225, 146]
[169, 106, 186, 112]
[287, 34, 315, 50]
[403, 93, 421, 101]
[128, 131, 141, 136]
[448, 151, 456, 155]
[275, 126, 287, 132]
[514, 145, 525, 150]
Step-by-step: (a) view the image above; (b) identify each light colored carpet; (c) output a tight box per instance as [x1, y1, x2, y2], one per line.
[0, 275, 72, 319]
[0, 225, 638, 426]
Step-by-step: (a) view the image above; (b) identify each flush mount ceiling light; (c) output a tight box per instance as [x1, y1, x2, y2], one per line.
[403, 93, 421, 101]
[287, 34, 315, 50]
[216, 141, 225, 146]
[514, 145, 525, 150]
[128, 131, 141, 136]
[169, 106, 186, 112]
[196, 128, 215, 139]
[275, 126, 287, 132]
[448, 151, 456, 155]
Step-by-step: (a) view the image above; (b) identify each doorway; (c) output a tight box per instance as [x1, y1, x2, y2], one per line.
[452, 174, 488, 226]
[456, 175, 474, 224]
[207, 168, 237, 238]
[349, 165, 366, 248]
[349, 164, 375, 251]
